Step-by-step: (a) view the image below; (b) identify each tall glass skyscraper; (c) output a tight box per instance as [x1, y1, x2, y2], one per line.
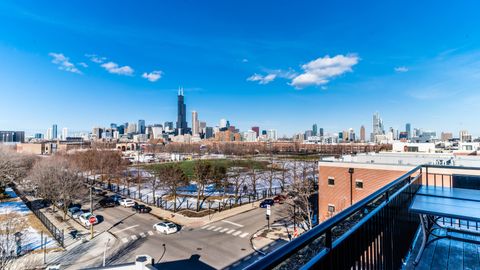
[52, 124, 58, 139]
[176, 87, 188, 135]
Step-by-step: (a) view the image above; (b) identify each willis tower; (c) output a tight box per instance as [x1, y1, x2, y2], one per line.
[176, 87, 188, 135]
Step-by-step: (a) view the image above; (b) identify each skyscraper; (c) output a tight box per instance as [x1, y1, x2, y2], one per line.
[360, 125, 366, 142]
[52, 124, 58, 139]
[192, 111, 199, 135]
[406, 123, 411, 139]
[62, 128, 68, 140]
[312, 124, 318, 136]
[319, 128, 324, 137]
[251, 126, 260, 137]
[372, 112, 384, 136]
[138, 119, 146, 134]
[176, 87, 188, 135]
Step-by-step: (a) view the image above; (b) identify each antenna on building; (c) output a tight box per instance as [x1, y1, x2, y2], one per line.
[178, 86, 184, 96]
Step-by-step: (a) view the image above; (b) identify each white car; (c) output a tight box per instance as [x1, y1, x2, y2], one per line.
[153, 222, 178, 234]
[79, 212, 98, 227]
[119, 199, 135, 207]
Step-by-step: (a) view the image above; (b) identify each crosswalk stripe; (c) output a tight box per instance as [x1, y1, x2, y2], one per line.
[206, 226, 216, 231]
[226, 229, 236, 234]
[148, 231, 154, 236]
[140, 232, 146, 238]
[131, 235, 138, 240]
[201, 225, 211, 229]
[121, 238, 128, 243]
[239, 232, 249, 238]
[232, 231, 242, 236]
[213, 227, 223, 232]
[220, 228, 229, 233]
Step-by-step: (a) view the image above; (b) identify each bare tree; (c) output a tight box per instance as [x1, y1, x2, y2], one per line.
[0, 212, 28, 269]
[211, 164, 228, 208]
[193, 160, 212, 211]
[0, 149, 36, 193]
[286, 161, 316, 231]
[157, 164, 188, 212]
[229, 167, 246, 204]
[247, 160, 261, 200]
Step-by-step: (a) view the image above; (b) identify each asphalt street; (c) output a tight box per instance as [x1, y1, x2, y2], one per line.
[92, 199, 290, 269]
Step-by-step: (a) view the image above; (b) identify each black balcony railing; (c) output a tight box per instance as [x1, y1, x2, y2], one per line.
[245, 164, 480, 270]
[245, 166, 423, 270]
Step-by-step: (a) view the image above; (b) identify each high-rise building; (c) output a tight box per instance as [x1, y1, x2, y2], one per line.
[0, 131, 25, 143]
[192, 111, 199, 135]
[312, 124, 318, 136]
[205, 127, 214, 139]
[34, 133, 43, 139]
[46, 128, 52, 140]
[176, 87, 188, 135]
[243, 130, 257, 142]
[219, 119, 228, 131]
[138, 120, 146, 134]
[267, 129, 277, 141]
[360, 125, 366, 142]
[319, 128, 324, 137]
[110, 123, 118, 129]
[251, 126, 260, 138]
[52, 124, 58, 139]
[127, 123, 137, 134]
[459, 130, 472, 142]
[164, 122, 174, 132]
[406, 123, 411, 139]
[441, 132, 453, 141]
[62, 128, 68, 140]
[372, 112, 384, 136]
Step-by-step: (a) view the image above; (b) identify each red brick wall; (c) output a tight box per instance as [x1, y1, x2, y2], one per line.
[318, 165, 408, 222]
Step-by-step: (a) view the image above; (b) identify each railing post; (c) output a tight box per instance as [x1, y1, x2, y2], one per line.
[325, 228, 332, 249]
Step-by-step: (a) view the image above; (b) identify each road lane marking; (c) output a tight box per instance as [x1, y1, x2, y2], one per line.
[148, 231, 154, 236]
[131, 235, 138, 240]
[220, 228, 229, 233]
[222, 220, 244, 228]
[232, 231, 242, 236]
[206, 226, 216, 231]
[121, 238, 128, 243]
[201, 225, 211, 229]
[226, 229, 236, 234]
[239, 232, 249, 238]
[213, 227, 223, 232]
[140, 232, 146, 238]
[111, 225, 139, 234]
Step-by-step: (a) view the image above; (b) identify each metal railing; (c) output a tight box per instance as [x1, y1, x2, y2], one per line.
[245, 166, 423, 270]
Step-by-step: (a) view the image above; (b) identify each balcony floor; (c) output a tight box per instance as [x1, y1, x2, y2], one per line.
[406, 228, 480, 270]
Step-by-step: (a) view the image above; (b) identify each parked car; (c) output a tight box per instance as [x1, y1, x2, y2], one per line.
[273, 195, 287, 204]
[79, 212, 98, 227]
[67, 207, 83, 219]
[153, 221, 178, 234]
[132, 203, 152, 213]
[110, 194, 124, 204]
[259, 199, 275, 208]
[99, 198, 116, 208]
[92, 187, 107, 196]
[119, 199, 135, 207]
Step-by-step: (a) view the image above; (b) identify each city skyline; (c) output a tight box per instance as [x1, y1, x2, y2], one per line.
[2, 1, 480, 135]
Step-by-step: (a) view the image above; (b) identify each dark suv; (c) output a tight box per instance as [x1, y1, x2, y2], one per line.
[99, 198, 115, 208]
[132, 203, 152, 213]
[259, 199, 274, 208]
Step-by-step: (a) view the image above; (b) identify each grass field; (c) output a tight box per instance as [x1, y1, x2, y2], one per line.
[143, 159, 270, 179]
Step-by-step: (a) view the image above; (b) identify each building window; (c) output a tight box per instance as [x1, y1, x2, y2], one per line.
[328, 177, 335, 186]
[328, 204, 335, 213]
[355, 180, 364, 189]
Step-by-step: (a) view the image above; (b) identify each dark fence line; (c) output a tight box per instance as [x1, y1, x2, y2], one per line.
[99, 181, 281, 213]
[12, 185, 65, 248]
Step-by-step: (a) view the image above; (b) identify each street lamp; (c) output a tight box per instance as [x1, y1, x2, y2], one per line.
[348, 168, 354, 206]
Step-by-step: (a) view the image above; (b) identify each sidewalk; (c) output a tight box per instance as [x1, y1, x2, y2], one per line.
[148, 199, 261, 228]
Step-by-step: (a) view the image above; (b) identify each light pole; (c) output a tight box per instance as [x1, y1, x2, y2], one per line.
[348, 168, 354, 206]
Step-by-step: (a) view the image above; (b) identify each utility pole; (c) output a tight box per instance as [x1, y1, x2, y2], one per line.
[90, 175, 94, 239]
[348, 168, 354, 206]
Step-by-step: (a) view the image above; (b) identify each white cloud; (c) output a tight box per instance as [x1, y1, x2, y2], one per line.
[49, 53, 82, 74]
[290, 54, 359, 89]
[78, 62, 88, 68]
[394, 66, 409, 72]
[242, 58, 249, 63]
[142, 70, 163, 82]
[101, 61, 134, 76]
[85, 54, 106, 64]
[247, 73, 277, 84]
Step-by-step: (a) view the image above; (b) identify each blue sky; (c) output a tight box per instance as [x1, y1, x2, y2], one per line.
[1, 1, 480, 137]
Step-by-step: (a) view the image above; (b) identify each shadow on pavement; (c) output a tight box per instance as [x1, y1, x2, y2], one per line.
[155, 254, 215, 270]
[224, 238, 289, 270]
